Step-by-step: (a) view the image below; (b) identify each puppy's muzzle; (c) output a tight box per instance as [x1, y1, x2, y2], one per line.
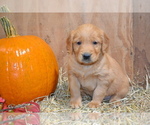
[82, 53, 91, 62]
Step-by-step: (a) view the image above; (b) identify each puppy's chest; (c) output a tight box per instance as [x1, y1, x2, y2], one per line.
[77, 76, 98, 91]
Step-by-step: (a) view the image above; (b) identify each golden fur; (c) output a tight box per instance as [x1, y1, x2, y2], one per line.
[66, 24, 129, 108]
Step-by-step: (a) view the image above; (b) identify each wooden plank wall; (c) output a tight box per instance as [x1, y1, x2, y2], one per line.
[0, 0, 132, 13]
[133, 14, 150, 82]
[133, 0, 150, 82]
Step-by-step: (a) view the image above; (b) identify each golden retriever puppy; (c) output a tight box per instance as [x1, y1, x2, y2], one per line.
[66, 24, 129, 108]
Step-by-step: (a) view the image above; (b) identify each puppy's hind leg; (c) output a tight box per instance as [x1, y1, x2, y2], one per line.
[109, 87, 129, 107]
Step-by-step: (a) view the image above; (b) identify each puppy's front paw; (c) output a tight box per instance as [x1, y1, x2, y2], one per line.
[70, 99, 82, 108]
[88, 101, 100, 108]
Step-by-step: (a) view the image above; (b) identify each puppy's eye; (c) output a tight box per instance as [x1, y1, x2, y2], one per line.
[76, 41, 82, 45]
[93, 41, 98, 45]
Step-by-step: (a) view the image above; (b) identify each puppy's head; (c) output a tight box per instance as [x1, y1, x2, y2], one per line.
[66, 24, 109, 65]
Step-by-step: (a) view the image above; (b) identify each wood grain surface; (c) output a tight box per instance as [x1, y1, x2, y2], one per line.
[0, 0, 132, 12]
[133, 13, 150, 82]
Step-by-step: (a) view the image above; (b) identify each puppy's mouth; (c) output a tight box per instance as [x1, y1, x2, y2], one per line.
[82, 59, 92, 64]
[80, 53, 95, 65]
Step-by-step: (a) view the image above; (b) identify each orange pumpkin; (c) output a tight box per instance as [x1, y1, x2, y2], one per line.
[0, 17, 58, 105]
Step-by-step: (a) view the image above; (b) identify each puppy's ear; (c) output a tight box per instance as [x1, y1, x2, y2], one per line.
[101, 33, 109, 54]
[66, 31, 74, 54]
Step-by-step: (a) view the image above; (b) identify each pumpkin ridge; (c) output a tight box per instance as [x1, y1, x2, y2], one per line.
[23, 36, 40, 98]
[17, 46, 28, 103]
[6, 44, 14, 104]
[39, 41, 49, 95]
[34, 36, 51, 96]
[33, 37, 46, 96]
[8, 40, 22, 104]
[24, 36, 51, 97]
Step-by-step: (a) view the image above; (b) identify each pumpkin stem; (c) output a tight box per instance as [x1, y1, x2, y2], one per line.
[0, 16, 18, 38]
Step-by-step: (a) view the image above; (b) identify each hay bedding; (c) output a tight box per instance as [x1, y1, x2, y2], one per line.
[39, 68, 150, 124]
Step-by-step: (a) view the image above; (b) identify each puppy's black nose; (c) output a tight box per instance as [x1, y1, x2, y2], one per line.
[83, 53, 91, 60]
